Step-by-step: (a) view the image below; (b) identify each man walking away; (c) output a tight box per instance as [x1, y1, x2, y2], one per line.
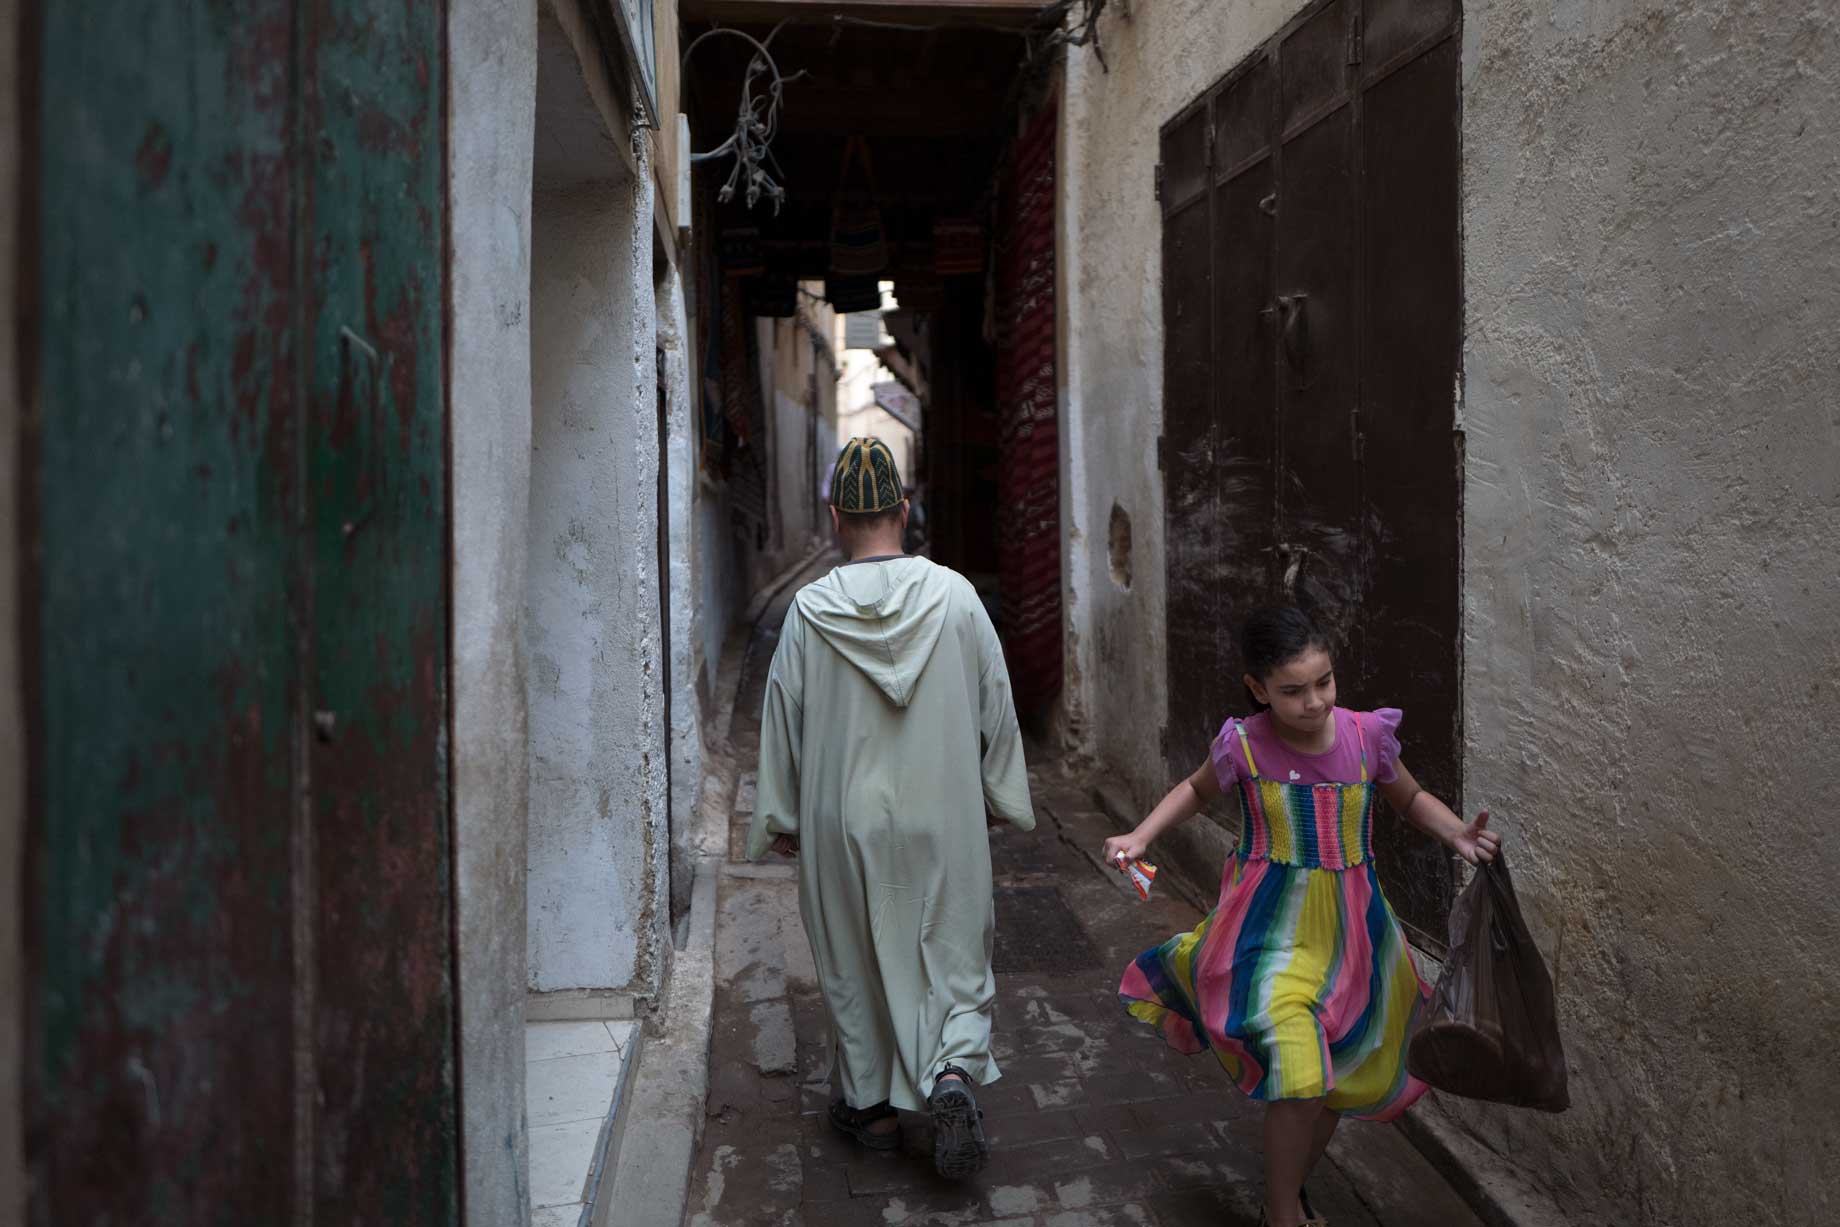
[747, 437, 1035, 1180]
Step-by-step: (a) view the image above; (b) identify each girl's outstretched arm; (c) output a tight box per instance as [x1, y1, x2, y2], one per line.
[1102, 760, 1221, 863]
[1378, 762, 1500, 864]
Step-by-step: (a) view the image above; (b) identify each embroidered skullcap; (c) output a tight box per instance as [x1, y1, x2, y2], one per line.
[828, 437, 905, 513]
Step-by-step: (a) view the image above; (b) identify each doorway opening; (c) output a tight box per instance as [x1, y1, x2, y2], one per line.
[682, 2, 1067, 724]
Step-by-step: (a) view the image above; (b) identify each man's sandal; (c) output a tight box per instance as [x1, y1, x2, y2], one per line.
[927, 1063, 990, 1180]
[828, 1099, 901, 1151]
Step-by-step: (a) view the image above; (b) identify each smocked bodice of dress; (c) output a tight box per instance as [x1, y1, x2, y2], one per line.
[1229, 718, 1375, 871]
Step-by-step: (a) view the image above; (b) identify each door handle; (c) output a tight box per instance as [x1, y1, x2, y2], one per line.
[338, 326, 387, 541]
[1279, 294, 1308, 375]
[1274, 542, 1309, 596]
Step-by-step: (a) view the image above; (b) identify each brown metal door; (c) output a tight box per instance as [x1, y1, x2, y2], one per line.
[1161, 0, 1463, 941]
[1273, 0, 1364, 645]
[1355, 8, 1464, 940]
[1159, 102, 1223, 775]
[1208, 56, 1281, 737]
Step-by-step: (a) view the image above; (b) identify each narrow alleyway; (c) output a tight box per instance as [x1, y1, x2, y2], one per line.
[684, 582, 1486, 1227]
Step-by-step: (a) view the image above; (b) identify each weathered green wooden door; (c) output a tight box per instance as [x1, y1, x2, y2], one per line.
[24, 2, 455, 1221]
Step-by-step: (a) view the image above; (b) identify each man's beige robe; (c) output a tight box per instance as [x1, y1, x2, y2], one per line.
[747, 556, 1034, 1111]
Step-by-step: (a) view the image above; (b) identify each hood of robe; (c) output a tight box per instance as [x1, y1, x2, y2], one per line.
[795, 556, 956, 708]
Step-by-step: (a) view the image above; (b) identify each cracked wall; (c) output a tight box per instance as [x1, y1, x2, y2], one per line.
[659, 269, 704, 930]
[450, 0, 537, 1221]
[450, 0, 538, 1221]
[525, 4, 667, 1000]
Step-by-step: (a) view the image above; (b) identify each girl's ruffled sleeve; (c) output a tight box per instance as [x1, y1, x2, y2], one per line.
[1209, 719, 1246, 792]
[1368, 708, 1405, 783]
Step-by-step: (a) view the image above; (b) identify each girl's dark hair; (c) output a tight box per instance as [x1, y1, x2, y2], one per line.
[1240, 605, 1333, 712]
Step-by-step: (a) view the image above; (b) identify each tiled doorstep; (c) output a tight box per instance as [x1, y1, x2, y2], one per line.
[527, 1020, 642, 1219]
[528, 1019, 633, 1066]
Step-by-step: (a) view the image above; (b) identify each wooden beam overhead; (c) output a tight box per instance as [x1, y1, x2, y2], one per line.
[681, 0, 1055, 29]
[774, 86, 1009, 136]
[681, 0, 1029, 247]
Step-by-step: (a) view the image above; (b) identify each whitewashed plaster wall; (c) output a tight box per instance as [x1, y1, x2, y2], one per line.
[677, 223, 745, 719]
[1063, 1, 1840, 1221]
[778, 379, 825, 551]
[526, 6, 666, 999]
[692, 474, 747, 729]
[450, 1, 537, 1220]
[832, 329, 913, 504]
[658, 268, 703, 925]
[1455, 2, 1839, 1221]
[834, 404, 913, 485]
[744, 318, 828, 593]
[1059, 0, 1295, 795]
[772, 389, 817, 553]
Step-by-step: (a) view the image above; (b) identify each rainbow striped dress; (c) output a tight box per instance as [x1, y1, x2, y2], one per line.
[1118, 710, 1431, 1120]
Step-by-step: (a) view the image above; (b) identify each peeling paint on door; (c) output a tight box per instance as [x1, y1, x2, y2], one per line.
[25, 1, 455, 1219]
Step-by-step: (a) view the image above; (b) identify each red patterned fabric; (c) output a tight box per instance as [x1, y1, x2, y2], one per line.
[995, 102, 1062, 714]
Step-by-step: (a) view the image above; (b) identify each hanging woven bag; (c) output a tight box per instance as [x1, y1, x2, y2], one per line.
[830, 136, 889, 276]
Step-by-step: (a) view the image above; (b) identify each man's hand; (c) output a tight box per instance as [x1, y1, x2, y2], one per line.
[985, 809, 1006, 830]
[770, 833, 800, 858]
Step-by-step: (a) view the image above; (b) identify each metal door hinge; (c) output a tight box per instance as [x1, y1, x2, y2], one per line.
[1154, 162, 1164, 202]
[1159, 724, 1169, 762]
[1348, 12, 1363, 64]
[1156, 435, 1168, 472]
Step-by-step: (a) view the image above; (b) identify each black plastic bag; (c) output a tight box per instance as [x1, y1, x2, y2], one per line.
[1408, 854, 1570, 1111]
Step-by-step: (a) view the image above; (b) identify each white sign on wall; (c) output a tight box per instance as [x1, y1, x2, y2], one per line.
[844, 311, 887, 351]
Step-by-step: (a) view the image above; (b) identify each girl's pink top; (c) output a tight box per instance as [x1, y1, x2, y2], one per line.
[1209, 707, 1404, 791]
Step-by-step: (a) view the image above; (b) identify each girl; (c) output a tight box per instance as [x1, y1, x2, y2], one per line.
[1104, 606, 1498, 1227]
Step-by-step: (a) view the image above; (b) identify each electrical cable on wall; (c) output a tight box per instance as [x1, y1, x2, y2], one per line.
[1041, 0, 1111, 71]
[820, 0, 1104, 64]
[683, 22, 807, 213]
[816, 0, 1110, 69]
[683, 0, 1111, 215]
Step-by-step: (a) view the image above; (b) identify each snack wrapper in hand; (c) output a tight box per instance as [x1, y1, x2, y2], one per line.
[1112, 852, 1158, 901]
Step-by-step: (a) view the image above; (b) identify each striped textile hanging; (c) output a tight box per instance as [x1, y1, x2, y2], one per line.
[994, 102, 1062, 714]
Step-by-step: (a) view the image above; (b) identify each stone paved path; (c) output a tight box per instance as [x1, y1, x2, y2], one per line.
[685, 590, 1484, 1227]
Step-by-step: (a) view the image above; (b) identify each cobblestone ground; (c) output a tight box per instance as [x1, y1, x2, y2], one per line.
[686, 592, 1483, 1227]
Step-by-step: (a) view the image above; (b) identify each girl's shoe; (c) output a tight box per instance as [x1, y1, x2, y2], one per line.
[927, 1063, 989, 1180]
[1258, 1188, 1329, 1227]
